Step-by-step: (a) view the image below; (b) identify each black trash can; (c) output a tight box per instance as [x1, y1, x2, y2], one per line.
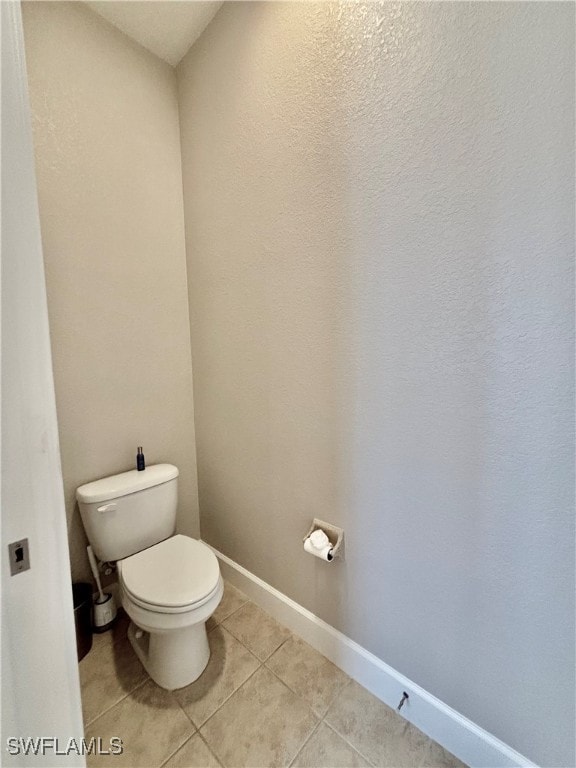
[72, 582, 93, 662]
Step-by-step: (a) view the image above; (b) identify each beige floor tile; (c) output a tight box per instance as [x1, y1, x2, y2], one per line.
[419, 739, 468, 768]
[86, 679, 194, 768]
[222, 602, 291, 661]
[80, 607, 466, 768]
[173, 625, 260, 727]
[267, 635, 350, 716]
[291, 723, 371, 768]
[163, 734, 222, 768]
[80, 630, 148, 725]
[325, 680, 430, 767]
[201, 666, 318, 768]
[207, 582, 249, 630]
[395, 723, 438, 768]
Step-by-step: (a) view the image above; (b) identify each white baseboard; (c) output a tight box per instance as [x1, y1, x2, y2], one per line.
[207, 544, 537, 768]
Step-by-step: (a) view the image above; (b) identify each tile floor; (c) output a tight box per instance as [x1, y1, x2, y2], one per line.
[81, 582, 467, 768]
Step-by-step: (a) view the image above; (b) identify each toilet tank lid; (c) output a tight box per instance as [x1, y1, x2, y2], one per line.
[76, 464, 178, 504]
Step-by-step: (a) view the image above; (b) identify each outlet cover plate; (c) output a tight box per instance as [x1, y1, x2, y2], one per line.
[8, 538, 30, 575]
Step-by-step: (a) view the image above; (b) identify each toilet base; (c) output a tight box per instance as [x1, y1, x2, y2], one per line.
[128, 620, 210, 690]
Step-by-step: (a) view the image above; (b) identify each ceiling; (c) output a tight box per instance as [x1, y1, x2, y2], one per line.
[85, 1, 223, 67]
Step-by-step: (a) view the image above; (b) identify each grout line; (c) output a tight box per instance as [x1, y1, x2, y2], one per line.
[159, 725, 194, 768]
[172, 622, 264, 733]
[264, 648, 352, 720]
[83, 676, 150, 730]
[197, 661, 320, 768]
[218, 598, 294, 663]
[214, 588, 292, 665]
[214, 623, 263, 671]
[159, 732, 195, 768]
[209, 596, 251, 632]
[320, 682, 437, 768]
[196, 730, 225, 768]
[220, 591, 294, 651]
[258, 632, 293, 663]
[271, 633, 292, 653]
[320, 676, 353, 722]
[287, 718, 323, 768]
[217, 598, 353, 724]
[263, 659, 324, 717]
[320, 717, 377, 768]
[173, 690, 199, 732]
[196, 662, 264, 733]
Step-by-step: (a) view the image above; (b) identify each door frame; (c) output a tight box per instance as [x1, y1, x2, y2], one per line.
[1, 2, 85, 764]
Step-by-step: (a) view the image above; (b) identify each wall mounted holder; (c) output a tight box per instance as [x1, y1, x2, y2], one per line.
[303, 518, 344, 562]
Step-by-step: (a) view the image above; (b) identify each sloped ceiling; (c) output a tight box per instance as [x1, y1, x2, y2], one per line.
[85, 1, 223, 66]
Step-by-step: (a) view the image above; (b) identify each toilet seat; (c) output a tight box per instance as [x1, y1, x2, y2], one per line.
[119, 534, 220, 614]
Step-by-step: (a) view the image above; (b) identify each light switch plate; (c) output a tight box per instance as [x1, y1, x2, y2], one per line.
[8, 538, 30, 575]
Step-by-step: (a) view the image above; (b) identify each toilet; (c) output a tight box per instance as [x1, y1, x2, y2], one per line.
[76, 464, 223, 690]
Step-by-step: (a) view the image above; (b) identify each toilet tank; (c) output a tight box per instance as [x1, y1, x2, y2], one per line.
[76, 464, 179, 562]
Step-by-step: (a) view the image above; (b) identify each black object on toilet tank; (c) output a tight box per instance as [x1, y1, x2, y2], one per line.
[137, 446, 145, 471]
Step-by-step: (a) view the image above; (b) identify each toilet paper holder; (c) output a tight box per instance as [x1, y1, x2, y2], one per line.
[303, 518, 344, 561]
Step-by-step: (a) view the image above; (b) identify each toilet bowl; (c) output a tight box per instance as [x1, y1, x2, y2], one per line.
[76, 464, 223, 691]
[118, 534, 223, 690]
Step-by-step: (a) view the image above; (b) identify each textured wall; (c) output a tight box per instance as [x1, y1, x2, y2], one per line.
[86, 1, 223, 66]
[177, 3, 575, 765]
[22, 1, 200, 582]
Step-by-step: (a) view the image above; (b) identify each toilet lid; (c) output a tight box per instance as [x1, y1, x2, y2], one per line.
[120, 535, 220, 610]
